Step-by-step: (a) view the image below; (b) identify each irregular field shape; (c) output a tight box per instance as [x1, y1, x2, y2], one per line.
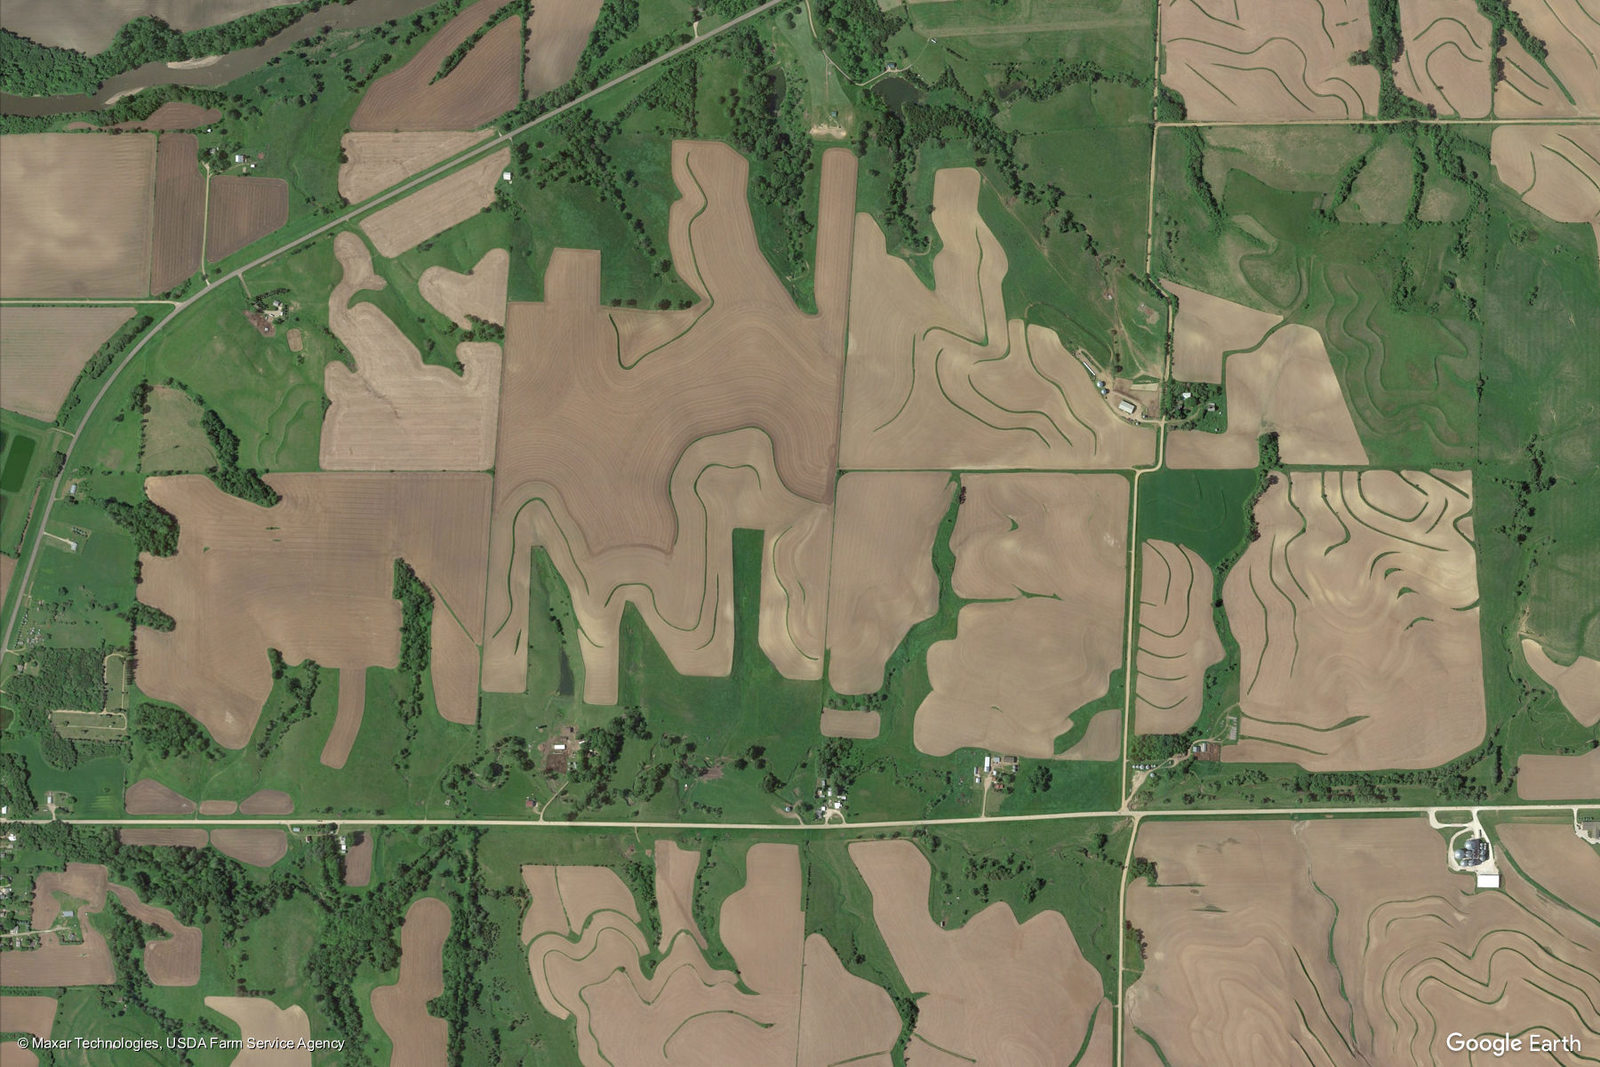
[124, 778, 196, 814]
[0, 0, 298, 52]
[1394, 0, 1492, 117]
[134, 472, 491, 748]
[840, 168, 1154, 470]
[1495, 0, 1600, 116]
[820, 708, 882, 739]
[8, 864, 114, 987]
[0, 307, 134, 422]
[1163, 279, 1280, 384]
[1490, 125, 1600, 228]
[204, 175, 288, 263]
[1166, 323, 1368, 469]
[0, 996, 56, 1065]
[485, 143, 856, 702]
[108, 101, 223, 131]
[238, 788, 292, 814]
[0, 133, 154, 298]
[350, 0, 521, 131]
[141, 385, 215, 472]
[825, 472, 954, 694]
[1521, 637, 1600, 725]
[1127, 818, 1600, 1067]
[1517, 746, 1600, 799]
[1134, 541, 1222, 735]
[431, 597, 481, 724]
[108, 883, 200, 986]
[320, 667, 365, 769]
[653, 841, 705, 951]
[371, 897, 451, 1066]
[915, 473, 1127, 758]
[526, 843, 898, 1067]
[358, 148, 510, 257]
[418, 247, 509, 328]
[849, 839, 1106, 1064]
[1059, 706, 1124, 761]
[1160, 0, 1380, 120]
[524, 0, 605, 94]
[337, 130, 491, 204]
[320, 232, 501, 471]
[210, 828, 288, 867]
[204, 997, 311, 1066]
[1224, 470, 1485, 770]
[150, 133, 206, 294]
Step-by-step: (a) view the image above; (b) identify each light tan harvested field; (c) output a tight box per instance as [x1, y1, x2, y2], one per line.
[125, 778, 196, 814]
[432, 600, 480, 724]
[1161, 0, 1379, 120]
[338, 130, 491, 204]
[1167, 323, 1367, 469]
[359, 148, 509, 257]
[198, 800, 237, 816]
[1495, 0, 1600, 116]
[0, 555, 14, 607]
[850, 839, 1106, 1064]
[110, 101, 223, 131]
[486, 143, 856, 702]
[841, 168, 1153, 470]
[372, 897, 451, 1066]
[1058, 706, 1123, 761]
[205, 997, 312, 1067]
[825, 472, 954, 695]
[1225, 470, 1482, 769]
[343, 831, 374, 887]
[1517, 745, 1600, 799]
[9, 865, 114, 987]
[286, 327, 303, 352]
[136, 472, 491, 747]
[1394, 0, 1492, 117]
[150, 133, 206, 294]
[204, 175, 288, 263]
[351, 0, 521, 131]
[238, 788, 292, 815]
[820, 708, 882, 739]
[141, 385, 214, 472]
[0, 997, 56, 1067]
[653, 841, 705, 951]
[210, 828, 288, 867]
[524, 0, 605, 94]
[0, 307, 134, 421]
[1134, 541, 1222, 735]
[1126, 818, 1600, 1066]
[1491, 125, 1600, 225]
[1521, 638, 1600, 726]
[321, 233, 502, 471]
[1, 0, 297, 52]
[915, 473, 1127, 757]
[526, 843, 898, 1066]
[0, 133, 154, 298]
[1496, 822, 1600, 917]
[108, 884, 200, 986]
[119, 827, 209, 847]
[1162, 280, 1279, 384]
[418, 247, 509, 328]
[322, 667, 366, 769]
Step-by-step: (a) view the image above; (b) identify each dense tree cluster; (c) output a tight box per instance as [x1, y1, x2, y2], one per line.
[201, 408, 281, 507]
[53, 315, 152, 427]
[0, 751, 37, 814]
[132, 701, 224, 761]
[811, 0, 902, 83]
[254, 650, 323, 758]
[102, 495, 180, 557]
[392, 560, 433, 675]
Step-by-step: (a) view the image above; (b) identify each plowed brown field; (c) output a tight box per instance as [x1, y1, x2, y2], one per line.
[150, 133, 205, 293]
[0, 996, 56, 1066]
[351, 0, 521, 131]
[210, 828, 288, 867]
[1126, 818, 1600, 1066]
[372, 897, 451, 1066]
[431, 600, 480, 724]
[825, 472, 954, 695]
[0, 134, 154, 298]
[342, 832, 374, 887]
[204, 175, 287, 263]
[358, 148, 509, 257]
[1134, 540, 1222, 735]
[841, 168, 1154, 469]
[320, 232, 502, 470]
[1517, 746, 1600, 799]
[110, 101, 223, 130]
[134, 473, 491, 748]
[524, 0, 605, 94]
[238, 788, 292, 815]
[338, 129, 491, 204]
[850, 839, 1106, 1064]
[109, 884, 200, 986]
[124, 778, 196, 814]
[1223, 470, 1483, 770]
[915, 473, 1128, 757]
[485, 143, 856, 702]
[418, 247, 508, 328]
[0, 307, 135, 421]
[118, 828, 209, 847]
[9, 864, 114, 987]
[321, 667, 365, 769]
